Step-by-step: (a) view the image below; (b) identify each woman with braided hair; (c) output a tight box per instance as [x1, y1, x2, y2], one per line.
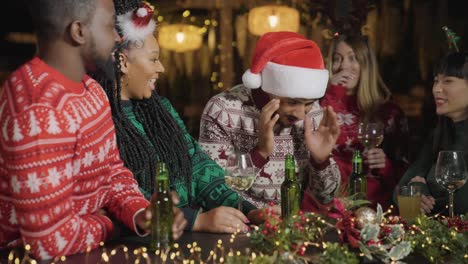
[97, 0, 264, 233]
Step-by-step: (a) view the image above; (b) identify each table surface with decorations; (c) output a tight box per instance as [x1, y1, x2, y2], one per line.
[1, 201, 466, 264]
[0, 231, 430, 264]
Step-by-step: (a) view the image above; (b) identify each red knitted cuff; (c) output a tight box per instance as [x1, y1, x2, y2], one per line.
[95, 214, 114, 242]
[249, 147, 269, 168]
[300, 190, 334, 215]
[122, 198, 150, 234]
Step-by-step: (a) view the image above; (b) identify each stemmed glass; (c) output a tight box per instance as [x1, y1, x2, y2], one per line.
[224, 152, 256, 211]
[357, 122, 384, 150]
[434, 151, 468, 218]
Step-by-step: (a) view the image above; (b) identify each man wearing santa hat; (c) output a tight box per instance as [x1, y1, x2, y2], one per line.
[199, 31, 341, 212]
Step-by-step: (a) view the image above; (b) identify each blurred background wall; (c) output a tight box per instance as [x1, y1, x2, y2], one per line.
[1, 0, 466, 161]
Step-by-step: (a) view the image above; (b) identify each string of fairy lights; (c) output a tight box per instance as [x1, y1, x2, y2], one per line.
[4, 206, 467, 263]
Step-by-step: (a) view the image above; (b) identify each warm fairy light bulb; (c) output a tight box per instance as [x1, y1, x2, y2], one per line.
[101, 252, 109, 262]
[175, 32, 185, 43]
[268, 15, 279, 28]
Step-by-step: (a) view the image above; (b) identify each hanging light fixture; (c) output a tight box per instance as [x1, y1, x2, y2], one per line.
[158, 24, 204, 52]
[248, 5, 300, 36]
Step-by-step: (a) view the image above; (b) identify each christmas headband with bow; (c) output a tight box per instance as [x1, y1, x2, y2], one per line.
[117, 1, 156, 43]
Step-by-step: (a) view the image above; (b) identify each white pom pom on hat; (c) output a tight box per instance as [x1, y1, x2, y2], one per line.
[242, 31, 329, 99]
[136, 7, 148, 17]
[242, 69, 262, 89]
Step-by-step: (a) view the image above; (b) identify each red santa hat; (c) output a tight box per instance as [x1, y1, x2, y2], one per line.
[117, 1, 156, 42]
[242, 31, 328, 99]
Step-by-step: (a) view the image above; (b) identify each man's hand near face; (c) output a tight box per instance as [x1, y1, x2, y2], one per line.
[304, 106, 340, 164]
[257, 99, 280, 159]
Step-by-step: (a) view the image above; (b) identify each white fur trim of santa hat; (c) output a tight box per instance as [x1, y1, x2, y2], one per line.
[246, 61, 329, 99]
[242, 32, 329, 99]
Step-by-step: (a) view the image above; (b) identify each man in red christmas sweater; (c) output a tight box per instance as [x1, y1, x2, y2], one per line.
[0, 0, 186, 260]
[199, 32, 341, 212]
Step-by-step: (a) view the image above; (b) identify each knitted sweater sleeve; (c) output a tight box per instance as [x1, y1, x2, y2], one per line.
[198, 97, 236, 169]
[198, 98, 268, 170]
[301, 104, 342, 211]
[306, 158, 342, 205]
[1, 107, 113, 259]
[104, 146, 150, 236]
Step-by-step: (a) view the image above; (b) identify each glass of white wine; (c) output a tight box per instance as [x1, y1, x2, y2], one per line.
[357, 122, 384, 149]
[224, 152, 256, 211]
[434, 151, 468, 218]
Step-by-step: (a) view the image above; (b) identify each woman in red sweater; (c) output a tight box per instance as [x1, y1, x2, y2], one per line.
[321, 34, 409, 210]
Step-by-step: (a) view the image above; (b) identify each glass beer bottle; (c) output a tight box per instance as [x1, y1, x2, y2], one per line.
[150, 162, 174, 251]
[349, 150, 367, 200]
[281, 154, 301, 218]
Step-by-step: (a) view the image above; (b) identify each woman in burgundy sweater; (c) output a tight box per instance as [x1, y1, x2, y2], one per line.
[320, 34, 409, 210]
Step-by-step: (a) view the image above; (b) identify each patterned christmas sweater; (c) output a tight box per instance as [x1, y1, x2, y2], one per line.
[0, 57, 150, 260]
[121, 99, 256, 230]
[320, 84, 409, 210]
[199, 85, 341, 210]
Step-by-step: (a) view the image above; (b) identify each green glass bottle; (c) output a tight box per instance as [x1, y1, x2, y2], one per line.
[349, 150, 367, 200]
[281, 154, 301, 218]
[150, 162, 173, 251]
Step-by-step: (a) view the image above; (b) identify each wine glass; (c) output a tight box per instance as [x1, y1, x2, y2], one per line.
[434, 151, 468, 218]
[357, 122, 384, 150]
[224, 152, 256, 211]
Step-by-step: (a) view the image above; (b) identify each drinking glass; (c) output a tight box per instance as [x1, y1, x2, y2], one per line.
[434, 151, 468, 218]
[224, 152, 256, 211]
[397, 185, 422, 221]
[357, 122, 384, 149]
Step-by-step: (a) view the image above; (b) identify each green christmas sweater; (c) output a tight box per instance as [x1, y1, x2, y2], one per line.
[121, 98, 256, 230]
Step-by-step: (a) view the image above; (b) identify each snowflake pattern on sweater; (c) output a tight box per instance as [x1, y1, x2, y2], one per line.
[199, 85, 341, 209]
[0, 57, 149, 260]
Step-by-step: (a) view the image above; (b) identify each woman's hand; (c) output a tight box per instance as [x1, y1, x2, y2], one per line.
[420, 194, 435, 215]
[135, 192, 187, 240]
[330, 70, 357, 87]
[409, 176, 427, 184]
[192, 206, 249, 233]
[363, 148, 387, 169]
[172, 206, 187, 240]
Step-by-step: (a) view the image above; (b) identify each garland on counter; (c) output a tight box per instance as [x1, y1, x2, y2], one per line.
[6, 198, 467, 264]
[247, 198, 467, 264]
[407, 214, 467, 264]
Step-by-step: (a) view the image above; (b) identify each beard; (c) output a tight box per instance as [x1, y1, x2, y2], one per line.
[94, 55, 116, 81]
[87, 39, 117, 82]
